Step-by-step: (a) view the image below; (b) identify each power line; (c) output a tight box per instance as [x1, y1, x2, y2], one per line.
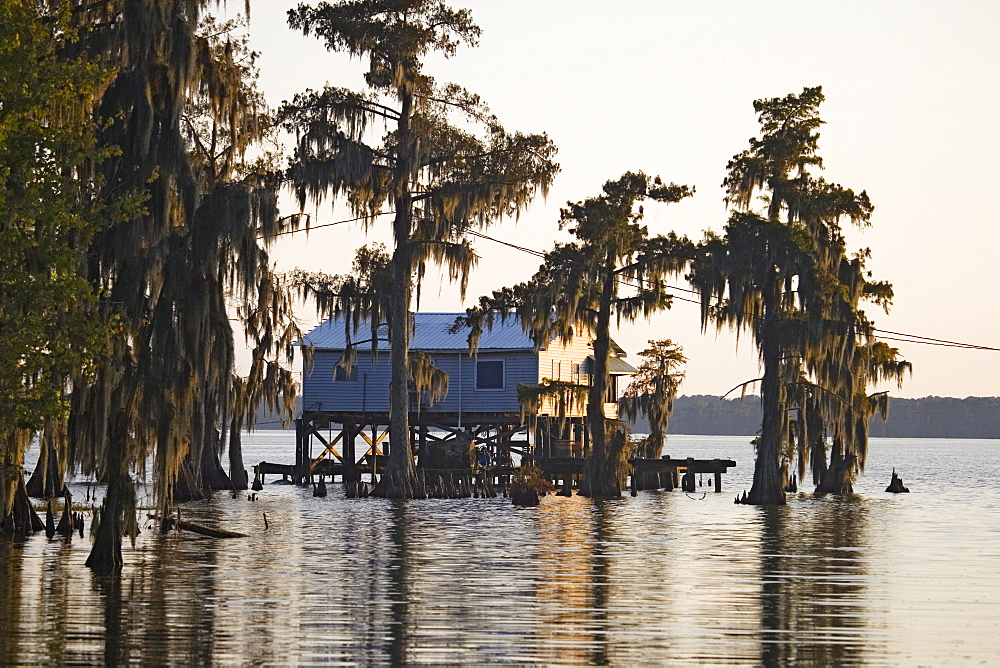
[269, 211, 997, 352]
[463, 228, 998, 352]
[871, 329, 998, 351]
[260, 210, 394, 239]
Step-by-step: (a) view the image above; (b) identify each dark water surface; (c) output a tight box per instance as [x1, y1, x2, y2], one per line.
[2, 435, 998, 665]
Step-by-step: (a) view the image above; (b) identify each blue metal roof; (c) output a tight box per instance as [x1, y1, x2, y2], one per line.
[302, 312, 539, 352]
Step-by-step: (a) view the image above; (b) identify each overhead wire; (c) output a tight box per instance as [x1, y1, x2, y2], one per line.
[260, 210, 394, 239]
[461, 228, 999, 351]
[266, 211, 998, 352]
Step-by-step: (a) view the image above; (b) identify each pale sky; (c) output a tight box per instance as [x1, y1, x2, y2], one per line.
[229, 1, 1000, 399]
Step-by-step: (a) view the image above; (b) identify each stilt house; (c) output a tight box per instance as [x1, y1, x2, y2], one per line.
[297, 313, 637, 469]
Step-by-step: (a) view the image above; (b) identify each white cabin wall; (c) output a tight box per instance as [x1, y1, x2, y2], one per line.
[535, 336, 594, 418]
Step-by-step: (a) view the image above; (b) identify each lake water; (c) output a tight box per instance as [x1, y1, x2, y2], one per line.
[2, 434, 998, 665]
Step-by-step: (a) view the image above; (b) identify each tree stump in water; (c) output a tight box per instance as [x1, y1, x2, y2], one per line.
[511, 487, 540, 506]
[784, 473, 798, 493]
[885, 468, 910, 493]
[57, 496, 74, 537]
[5, 475, 45, 536]
[681, 469, 696, 493]
[816, 453, 856, 495]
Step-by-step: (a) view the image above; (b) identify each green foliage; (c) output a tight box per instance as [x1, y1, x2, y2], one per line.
[0, 2, 115, 437]
[459, 172, 694, 351]
[45, 2, 304, 568]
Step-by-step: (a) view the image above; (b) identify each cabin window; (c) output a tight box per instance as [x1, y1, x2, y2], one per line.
[476, 360, 505, 390]
[334, 364, 358, 382]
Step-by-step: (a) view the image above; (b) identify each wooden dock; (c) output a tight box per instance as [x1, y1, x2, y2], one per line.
[255, 454, 735, 495]
[542, 455, 737, 493]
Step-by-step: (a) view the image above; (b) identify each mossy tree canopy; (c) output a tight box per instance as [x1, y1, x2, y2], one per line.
[689, 87, 909, 503]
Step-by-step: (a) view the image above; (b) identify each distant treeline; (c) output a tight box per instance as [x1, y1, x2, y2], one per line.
[258, 394, 1000, 439]
[630, 395, 1000, 439]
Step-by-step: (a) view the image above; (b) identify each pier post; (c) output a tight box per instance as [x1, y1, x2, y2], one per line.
[344, 423, 358, 484]
[682, 457, 696, 493]
[418, 423, 428, 466]
[294, 418, 309, 486]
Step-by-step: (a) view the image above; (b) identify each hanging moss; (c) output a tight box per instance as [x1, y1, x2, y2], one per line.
[690, 87, 910, 505]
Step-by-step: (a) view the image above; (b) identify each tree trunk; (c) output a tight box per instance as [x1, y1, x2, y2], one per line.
[199, 422, 232, 492]
[373, 89, 419, 499]
[374, 240, 419, 498]
[228, 417, 248, 490]
[744, 314, 786, 505]
[173, 453, 207, 503]
[86, 417, 127, 573]
[0, 446, 24, 530]
[196, 398, 232, 493]
[26, 432, 62, 499]
[3, 474, 44, 537]
[580, 264, 622, 498]
[815, 438, 854, 495]
[810, 433, 827, 487]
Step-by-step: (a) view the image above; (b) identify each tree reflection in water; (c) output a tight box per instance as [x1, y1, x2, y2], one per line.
[0, 477, 977, 664]
[387, 500, 411, 666]
[758, 498, 877, 665]
[0, 540, 25, 660]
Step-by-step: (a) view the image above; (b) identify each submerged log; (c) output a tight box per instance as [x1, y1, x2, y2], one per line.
[885, 468, 910, 493]
[153, 515, 247, 538]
